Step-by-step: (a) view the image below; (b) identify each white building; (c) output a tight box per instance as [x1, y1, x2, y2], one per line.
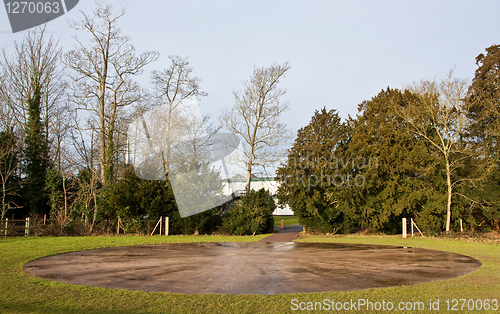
[221, 176, 294, 216]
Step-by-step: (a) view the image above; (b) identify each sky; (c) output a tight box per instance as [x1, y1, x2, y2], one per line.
[1, 0, 500, 135]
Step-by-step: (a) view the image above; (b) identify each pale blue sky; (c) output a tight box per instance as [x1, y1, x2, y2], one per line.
[1, 0, 500, 134]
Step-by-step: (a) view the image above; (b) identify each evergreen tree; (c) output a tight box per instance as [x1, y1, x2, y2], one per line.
[220, 188, 275, 236]
[24, 87, 48, 215]
[276, 108, 349, 233]
[104, 166, 220, 235]
[455, 158, 500, 232]
[346, 88, 444, 233]
[466, 44, 500, 232]
[45, 166, 63, 218]
[278, 91, 447, 234]
[468, 44, 500, 156]
[0, 28, 64, 218]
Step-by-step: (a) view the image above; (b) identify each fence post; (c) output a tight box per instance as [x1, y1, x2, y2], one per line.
[25, 217, 30, 237]
[402, 218, 407, 239]
[5, 218, 8, 236]
[411, 218, 414, 237]
[460, 219, 463, 232]
[117, 216, 120, 235]
[151, 217, 161, 236]
[159, 216, 162, 236]
[412, 220, 425, 237]
[165, 217, 169, 236]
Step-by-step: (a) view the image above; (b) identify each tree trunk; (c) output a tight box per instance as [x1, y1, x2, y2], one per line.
[62, 174, 67, 220]
[245, 144, 254, 194]
[104, 103, 117, 184]
[445, 158, 452, 232]
[1, 180, 6, 220]
[494, 219, 500, 233]
[99, 95, 106, 184]
[98, 33, 110, 185]
[246, 103, 263, 194]
[92, 179, 98, 229]
[245, 166, 252, 195]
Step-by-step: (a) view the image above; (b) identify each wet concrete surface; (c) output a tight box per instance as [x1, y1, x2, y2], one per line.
[24, 229, 481, 295]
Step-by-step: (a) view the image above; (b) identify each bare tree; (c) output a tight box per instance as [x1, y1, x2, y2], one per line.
[150, 55, 207, 174]
[399, 72, 478, 232]
[70, 112, 101, 229]
[0, 95, 18, 135]
[0, 90, 21, 220]
[220, 62, 292, 193]
[0, 26, 66, 216]
[0, 26, 66, 140]
[46, 118, 81, 227]
[0, 80, 22, 220]
[64, 1, 159, 185]
[0, 131, 21, 219]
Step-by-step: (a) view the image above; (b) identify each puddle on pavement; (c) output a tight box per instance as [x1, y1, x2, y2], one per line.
[24, 242, 481, 295]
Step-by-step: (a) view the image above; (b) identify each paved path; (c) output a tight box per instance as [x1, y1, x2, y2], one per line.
[258, 224, 303, 242]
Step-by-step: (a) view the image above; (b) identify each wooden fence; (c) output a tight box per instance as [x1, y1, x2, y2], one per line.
[116, 216, 169, 236]
[0, 218, 31, 237]
[402, 218, 424, 238]
[0, 217, 168, 237]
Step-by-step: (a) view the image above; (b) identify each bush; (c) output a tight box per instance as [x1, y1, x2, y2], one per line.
[220, 188, 275, 235]
[177, 208, 222, 235]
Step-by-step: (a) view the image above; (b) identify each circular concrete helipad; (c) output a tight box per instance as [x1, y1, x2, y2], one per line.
[24, 242, 481, 295]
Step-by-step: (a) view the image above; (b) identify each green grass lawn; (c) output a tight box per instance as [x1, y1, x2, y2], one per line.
[273, 216, 299, 226]
[0, 233, 499, 313]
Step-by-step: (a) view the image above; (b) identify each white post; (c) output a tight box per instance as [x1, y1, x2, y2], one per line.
[5, 218, 8, 236]
[460, 219, 463, 232]
[165, 217, 169, 236]
[159, 216, 162, 236]
[402, 218, 407, 239]
[25, 217, 30, 236]
[411, 218, 414, 237]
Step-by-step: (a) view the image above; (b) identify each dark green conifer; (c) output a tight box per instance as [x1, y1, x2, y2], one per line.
[24, 86, 48, 215]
